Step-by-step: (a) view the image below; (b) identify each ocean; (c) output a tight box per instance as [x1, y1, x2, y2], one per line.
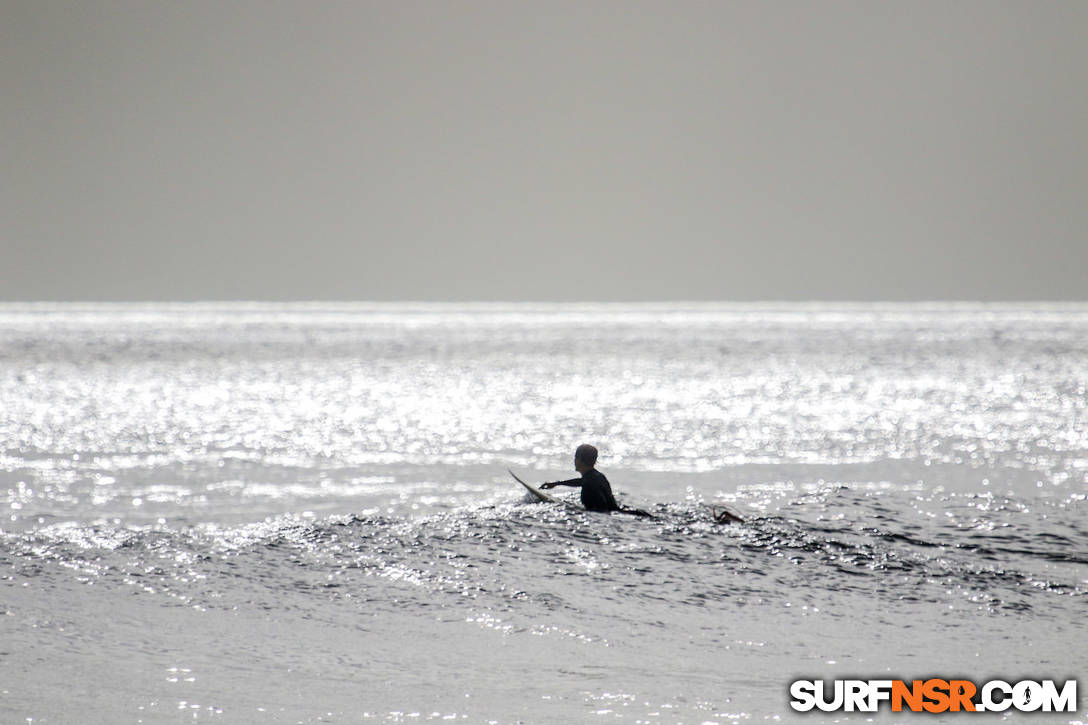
[1, 302, 1085, 723]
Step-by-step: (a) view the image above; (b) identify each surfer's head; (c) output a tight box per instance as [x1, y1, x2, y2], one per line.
[574, 444, 598, 471]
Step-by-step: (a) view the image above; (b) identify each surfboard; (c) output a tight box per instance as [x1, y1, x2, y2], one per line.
[508, 469, 583, 510]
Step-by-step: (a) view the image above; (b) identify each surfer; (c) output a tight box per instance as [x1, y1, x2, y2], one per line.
[540, 444, 623, 514]
[711, 506, 745, 525]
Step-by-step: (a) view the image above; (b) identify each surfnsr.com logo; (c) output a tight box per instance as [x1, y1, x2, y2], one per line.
[789, 679, 1078, 713]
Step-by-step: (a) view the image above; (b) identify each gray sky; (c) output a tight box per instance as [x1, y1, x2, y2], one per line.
[2, 1, 1086, 301]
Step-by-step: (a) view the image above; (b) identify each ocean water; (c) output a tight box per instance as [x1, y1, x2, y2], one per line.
[1, 302, 1085, 724]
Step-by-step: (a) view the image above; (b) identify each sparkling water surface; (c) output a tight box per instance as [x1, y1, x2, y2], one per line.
[1, 303, 1086, 723]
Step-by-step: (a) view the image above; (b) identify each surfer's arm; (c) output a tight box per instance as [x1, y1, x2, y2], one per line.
[540, 477, 583, 490]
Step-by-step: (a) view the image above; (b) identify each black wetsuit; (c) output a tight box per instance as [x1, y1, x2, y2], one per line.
[547, 469, 620, 513]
